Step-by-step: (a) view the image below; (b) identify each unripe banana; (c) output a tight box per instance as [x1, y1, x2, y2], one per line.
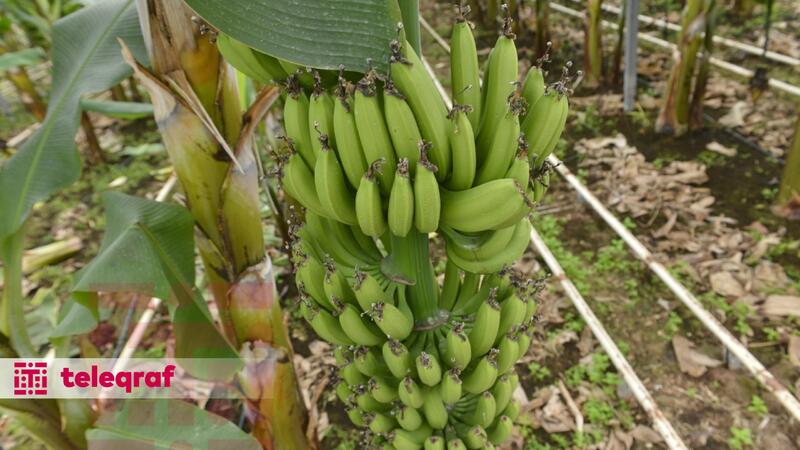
[346, 406, 367, 427]
[462, 349, 499, 394]
[396, 403, 423, 431]
[501, 399, 521, 421]
[459, 424, 487, 449]
[303, 213, 363, 268]
[333, 345, 352, 366]
[445, 105, 477, 191]
[308, 72, 336, 157]
[521, 66, 546, 117]
[446, 438, 467, 450]
[533, 171, 550, 202]
[384, 339, 414, 379]
[445, 224, 517, 264]
[391, 424, 433, 450]
[385, 79, 424, 175]
[487, 415, 513, 445]
[390, 40, 451, 179]
[424, 435, 445, 450]
[335, 380, 353, 403]
[353, 269, 393, 311]
[282, 76, 316, 168]
[356, 159, 388, 237]
[354, 70, 396, 193]
[475, 96, 524, 183]
[415, 351, 443, 386]
[366, 411, 396, 434]
[216, 33, 287, 84]
[323, 260, 357, 305]
[440, 178, 530, 232]
[339, 303, 384, 346]
[447, 219, 532, 274]
[354, 385, 387, 412]
[280, 146, 327, 217]
[452, 273, 481, 313]
[468, 291, 501, 357]
[340, 362, 367, 386]
[370, 301, 413, 340]
[369, 376, 399, 404]
[439, 260, 462, 311]
[491, 374, 513, 413]
[522, 91, 568, 169]
[314, 131, 358, 225]
[301, 301, 354, 346]
[399, 376, 424, 409]
[479, 28, 518, 137]
[414, 142, 442, 233]
[333, 71, 369, 189]
[440, 368, 463, 405]
[450, 12, 482, 129]
[443, 323, 472, 369]
[516, 326, 533, 360]
[504, 137, 531, 187]
[388, 159, 415, 237]
[295, 254, 333, 311]
[497, 293, 527, 343]
[422, 387, 448, 429]
[469, 391, 497, 428]
[279, 61, 314, 89]
[354, 346, 386, 378]
[495, 333, 520, 374]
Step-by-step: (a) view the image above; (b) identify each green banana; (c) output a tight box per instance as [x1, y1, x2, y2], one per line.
[335, 380, 353, 403]
[383, 339, 414, 379]
[468, 391, 496, 428]
[522, 91, 568, 169]
[346, 406, 367, 427]
[446, 438, 467, 450]
[440, 178, 530, 232]
[392, 424, 433, 450]
[424, 435, 445, 450]
[450, 10, 482, 129]
[422, 387, 448, 429]
[444, 224, 516, 263]
[388, 158, 415, 237]
[501, 399, 521, 421]
[491, 374, 513, 414]
[399, 376, 425, 409]
[301, 301, 354, 346]
[356, 158, 388, 237]
[416, 351, 443, 386]
[443, 323, 472, 369]
[516, 326, 533, 360]
[282, 76, 316, 168]
[414, 142, 441, 233]
[339, 303, 385, 346]
[280, 145, 327, 217]
[390, 39, 451, 179]
[295, 254, 333, 311]
[323, 260, 357, 305]
[354, 70, 396, 192]
[333, 70, 369, 188]
[397, 404, 423, 431]
[478, 26, 518, 138]
[475, 95, 524, 181]
[439, 260, 461, 311]
[505, 137, 531, 187]
[462, 349, 499, 394]
[308, 71, 336, 157]
[369, 377, 399, 404]
[279, 61, 314, 89]
[216, 33, 287, 84]
[468, 290, 501, 357]
[370, 301, 413, 340]
[496, 293, 527, 343]
[459, 424, 487, 449]
[354, 346, 386, 378]
[340, 362, 367, 386]
[366, 411, 396, 434]
[440, 368, 463, 405]
[521, 67, 546, 118]
[446, 219, 532, 274]
[495, 334, 519, 374]
[445, 105, 477, 191]
[487, 415, 513, 445]
[354, 385, 385, 412]
[384, 79, 424, 175]
[353, 269, 394, 311]
[314, 131, 358, 225]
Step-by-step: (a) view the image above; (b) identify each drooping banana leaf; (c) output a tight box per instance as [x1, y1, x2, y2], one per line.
[80, 98, 154, 119]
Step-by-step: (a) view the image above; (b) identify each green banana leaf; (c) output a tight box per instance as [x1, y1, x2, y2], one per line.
[184, 0, 401, 74]
[0, 0, 147, 246]
[87, 399, 260, 450]
[0, 47, 46, 72]
[52, 193, 239, 378]
[80, 98, 154, 119]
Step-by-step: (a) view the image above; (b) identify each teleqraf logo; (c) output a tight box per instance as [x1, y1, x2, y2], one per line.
[60, 364, 177, 393]
[14, 361, 48, 396]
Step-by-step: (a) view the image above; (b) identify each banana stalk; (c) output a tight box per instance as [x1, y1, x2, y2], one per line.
[128, 1, 312, 448]
[584, 0, 603, 86]
[777, 117, 800, 207]
[656, 0, 715, 135]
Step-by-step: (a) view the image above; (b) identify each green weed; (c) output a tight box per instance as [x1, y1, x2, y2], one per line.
[728, 427, 753, 449]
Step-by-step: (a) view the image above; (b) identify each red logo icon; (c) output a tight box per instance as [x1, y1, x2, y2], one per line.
[14, 361, 47, 396]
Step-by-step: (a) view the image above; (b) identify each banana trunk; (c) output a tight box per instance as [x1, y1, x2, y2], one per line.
[777, 117, 800, 207]
[130, 1, 312, 447]
[584, 0, 603, 86]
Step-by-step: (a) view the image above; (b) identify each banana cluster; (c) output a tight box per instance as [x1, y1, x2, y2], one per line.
[242, 5, 573, 449]
[294, 226, 540, 449]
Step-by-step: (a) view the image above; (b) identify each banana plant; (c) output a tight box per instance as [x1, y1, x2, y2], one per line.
[656, 0, 718, 135]
[583, 0, 603, 86]
[196, 2, 570, 446]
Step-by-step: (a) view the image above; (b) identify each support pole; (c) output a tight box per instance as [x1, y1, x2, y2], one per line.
[623, 0, 639, 111]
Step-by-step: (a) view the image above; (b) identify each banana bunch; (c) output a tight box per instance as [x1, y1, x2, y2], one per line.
[295, 227, 539, 449]
[257, 4, 572, 448]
